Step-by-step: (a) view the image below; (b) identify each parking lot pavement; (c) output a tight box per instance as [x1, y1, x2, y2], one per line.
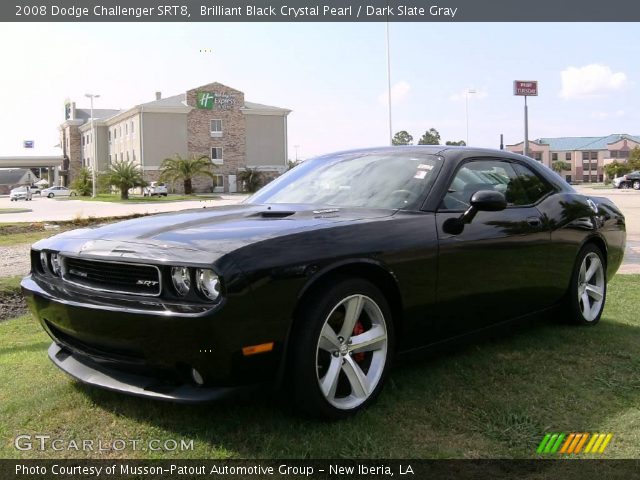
[0, 194, 248, 223]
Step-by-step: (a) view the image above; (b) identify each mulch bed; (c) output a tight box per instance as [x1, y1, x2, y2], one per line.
[0, 291, 28, 322]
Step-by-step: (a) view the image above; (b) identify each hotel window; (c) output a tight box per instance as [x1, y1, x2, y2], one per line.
[211, 147, 223, 164]
[114, 128, 117, 139]
[132, 151, 136, 162]
[551, 153, 558, 161]
[210, 119, 223, 137]
[131, 121, 135, 137]
[125, 123, 128, 135]
[532, 152, 542, 162]
[82, 136, 85, 146]
[108, 130, 111, 142]
[126, 151, 130, 161]
[565, 153, 571, 161]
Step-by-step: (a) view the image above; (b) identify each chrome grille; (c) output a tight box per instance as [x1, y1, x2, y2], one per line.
[62, 257, 161, 296]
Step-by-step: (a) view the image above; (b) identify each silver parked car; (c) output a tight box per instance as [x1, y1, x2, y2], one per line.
[9, 186, 33, 201]
[41, 186, 77, 198]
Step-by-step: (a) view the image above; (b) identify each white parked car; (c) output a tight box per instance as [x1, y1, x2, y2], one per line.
[42, 186, 77, 198]
[143, 182, 168, 197]
[9, 186, 33, 201]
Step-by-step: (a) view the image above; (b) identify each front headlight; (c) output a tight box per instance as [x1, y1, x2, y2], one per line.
[171, 266, 191, 296]
[195, 269, 220, 301]
[39, 251, 49, 273]
[50, 253, 61, 276]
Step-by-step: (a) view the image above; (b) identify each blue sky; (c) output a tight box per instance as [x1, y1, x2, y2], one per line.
[0, 22, 637, 158]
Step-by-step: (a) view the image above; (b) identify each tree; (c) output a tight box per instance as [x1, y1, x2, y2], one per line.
[160, 154, 216, 195]
[417, 128, 441, 145]
[104, 160, 144, 200]
[551, 160, 571, 173]
[237, 168, 265, 193]
[392, 130, 413, 146]
[445, 140, 466, 146]
[629, 146, 640, 170]
[70, 166, 92, 196]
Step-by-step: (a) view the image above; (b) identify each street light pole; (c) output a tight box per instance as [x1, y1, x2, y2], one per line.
[385, 20, 392, 145]
[465, 89, 476, 145]
[85, 93, 100, 198]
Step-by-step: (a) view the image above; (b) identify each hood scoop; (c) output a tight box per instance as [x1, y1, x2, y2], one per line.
[254, 210, 296, 219]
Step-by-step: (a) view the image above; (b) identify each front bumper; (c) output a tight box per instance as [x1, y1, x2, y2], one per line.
[48, 342, 254, 403]
[21, 275, 285, 398]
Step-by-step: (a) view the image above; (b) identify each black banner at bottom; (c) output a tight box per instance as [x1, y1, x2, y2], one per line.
[3, 459, 640, 480]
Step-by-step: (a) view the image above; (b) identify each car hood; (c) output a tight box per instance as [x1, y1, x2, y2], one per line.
[34, 203, 394, 265]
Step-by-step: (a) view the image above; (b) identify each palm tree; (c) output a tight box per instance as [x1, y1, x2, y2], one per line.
[551, 160, 571, 173]
[237, 168, 264, 193]
[159, 154, 216, 195]
[105, 160, 144, 200]
[71, 166, 92, 196]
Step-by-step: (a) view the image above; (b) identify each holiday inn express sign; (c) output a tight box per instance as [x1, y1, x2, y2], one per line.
[196, 92, 237, 110]
[513, 80, 538, 96]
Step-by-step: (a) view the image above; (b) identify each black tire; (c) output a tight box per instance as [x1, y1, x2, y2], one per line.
[47, 193, 54, 198]
[563, 244, 607, 326]
[633, 180, 640, 190]
[290, 277, 394, 420]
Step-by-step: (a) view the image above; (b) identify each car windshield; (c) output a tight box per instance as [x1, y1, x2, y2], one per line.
[248, 151, 442, 210]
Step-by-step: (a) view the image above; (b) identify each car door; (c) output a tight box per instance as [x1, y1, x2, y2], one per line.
[433, 158, 553, 339]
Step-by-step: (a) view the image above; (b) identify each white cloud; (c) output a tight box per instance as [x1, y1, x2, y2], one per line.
[378, 81, 411, 106]
[589, 110, 625, 120]
[560, 64, 628, 100]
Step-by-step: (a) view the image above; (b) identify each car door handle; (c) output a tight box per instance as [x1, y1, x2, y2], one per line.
[527, 216, 542, 227]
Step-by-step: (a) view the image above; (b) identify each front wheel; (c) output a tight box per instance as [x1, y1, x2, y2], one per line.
[633, 180, 640, 190]
[47, 193, 54, 198]
[290, 278, 394, 419]
[564, 244, 606, 325]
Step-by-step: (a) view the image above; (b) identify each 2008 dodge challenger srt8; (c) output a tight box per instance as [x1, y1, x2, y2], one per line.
[22, 147, 626, 419]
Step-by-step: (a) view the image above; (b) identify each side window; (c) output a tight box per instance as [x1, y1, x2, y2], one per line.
[440, 160, 528, 210]
[512, 163, 555, 204]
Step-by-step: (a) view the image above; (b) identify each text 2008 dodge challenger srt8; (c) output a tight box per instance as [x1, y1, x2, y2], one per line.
[22, 146, 625, 419]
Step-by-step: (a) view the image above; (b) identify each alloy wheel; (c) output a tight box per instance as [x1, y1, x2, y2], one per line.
[577, 252, 605, 322]
[315, 294, 388, 410]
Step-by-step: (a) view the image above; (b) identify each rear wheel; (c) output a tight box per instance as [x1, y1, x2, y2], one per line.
[290, 278, 394, 419]
[564, 244, 606, 325]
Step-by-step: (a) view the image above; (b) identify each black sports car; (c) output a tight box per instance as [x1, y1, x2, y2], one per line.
[22, 146, 626, 419]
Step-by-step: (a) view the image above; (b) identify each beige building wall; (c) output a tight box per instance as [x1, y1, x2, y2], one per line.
[141, 112, 189, 170]
[245, 114, 287, 170]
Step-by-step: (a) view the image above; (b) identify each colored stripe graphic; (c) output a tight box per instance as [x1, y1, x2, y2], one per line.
[538, 433, 612, 455]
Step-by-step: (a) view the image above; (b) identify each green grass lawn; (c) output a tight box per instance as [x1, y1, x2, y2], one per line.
[56, 194, 221, 203]
[1, 275, 639, 459]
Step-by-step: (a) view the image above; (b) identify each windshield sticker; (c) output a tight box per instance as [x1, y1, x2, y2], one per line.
[417, 164, 434, 170]
[414, 170, 427, 179]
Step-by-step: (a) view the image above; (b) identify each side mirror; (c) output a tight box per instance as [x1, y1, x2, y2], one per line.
[442, 190, 507, 235]
[469, 190, 507, 212]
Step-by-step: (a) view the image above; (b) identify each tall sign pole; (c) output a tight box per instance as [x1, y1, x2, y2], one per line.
[513, 80, 538, 157]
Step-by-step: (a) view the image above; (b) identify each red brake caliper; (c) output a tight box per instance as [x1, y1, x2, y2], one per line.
[352, 321, 366, 363]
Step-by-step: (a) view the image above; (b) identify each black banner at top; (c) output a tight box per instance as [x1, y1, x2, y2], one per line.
[4, 0, 640, 22]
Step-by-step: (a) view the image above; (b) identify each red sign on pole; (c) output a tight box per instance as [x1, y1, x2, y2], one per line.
[513, 80, 538, 96]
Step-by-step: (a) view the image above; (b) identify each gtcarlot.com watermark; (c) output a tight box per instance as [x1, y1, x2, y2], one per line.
[14, 434, 194, 452]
